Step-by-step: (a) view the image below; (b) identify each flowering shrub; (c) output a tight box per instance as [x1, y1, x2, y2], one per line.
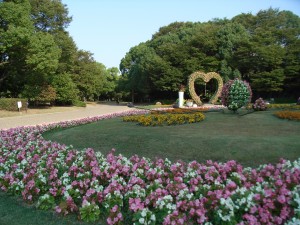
[253, 98, 267, 111]
[123, 112, 205, 126]
[221, 79, 252, 112]
[275, 111, 300, 121]
[0, 110, 300, 224]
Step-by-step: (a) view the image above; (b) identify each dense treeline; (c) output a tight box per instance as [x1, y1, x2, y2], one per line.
[0, 0, 118, 105]
[1, 2, 299, 105]
[120, 8, 300, 102]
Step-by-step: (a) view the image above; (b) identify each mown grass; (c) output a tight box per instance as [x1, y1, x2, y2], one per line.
[43, 110, 300, 168]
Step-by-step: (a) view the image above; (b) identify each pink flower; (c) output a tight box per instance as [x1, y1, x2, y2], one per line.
[277, 195, 286, 204]
[55, 206, 62, 213]
[129, 198, 144, 212]
[111, 205, 118, 213]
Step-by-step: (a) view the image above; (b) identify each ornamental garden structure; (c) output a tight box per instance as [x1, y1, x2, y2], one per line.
[188, 71, 223, 106]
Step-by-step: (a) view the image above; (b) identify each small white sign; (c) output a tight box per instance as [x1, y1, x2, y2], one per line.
[17, 101, 22, 109]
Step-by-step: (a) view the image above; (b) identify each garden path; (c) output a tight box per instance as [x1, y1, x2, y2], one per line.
[0, 103, 131, 130]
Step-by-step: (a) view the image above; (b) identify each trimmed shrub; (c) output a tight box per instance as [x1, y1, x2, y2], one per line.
[221, 79, 252, 112]
[0, 98, 27, 111]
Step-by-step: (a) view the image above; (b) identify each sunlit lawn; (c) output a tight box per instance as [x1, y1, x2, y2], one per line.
[43, 110, 300, 168]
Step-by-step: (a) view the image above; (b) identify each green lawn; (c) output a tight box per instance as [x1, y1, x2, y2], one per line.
[43, 110, 300, 168]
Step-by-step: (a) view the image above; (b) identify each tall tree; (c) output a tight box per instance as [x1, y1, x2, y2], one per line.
[72, 50, 106, 101]
[216, 22, 249, 81]
[29, 0, 71, 32]
[51, 72, 78, 104]
[0, 0, 33, 96]
[232, 8, 300, 97]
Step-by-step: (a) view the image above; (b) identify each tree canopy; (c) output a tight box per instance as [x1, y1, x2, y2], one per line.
[1, 3, 299, 104]
[120, 8, 300, 102]
[0, 0, 119, 104]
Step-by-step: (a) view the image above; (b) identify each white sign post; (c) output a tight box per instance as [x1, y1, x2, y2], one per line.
[17, 101, 22, 112]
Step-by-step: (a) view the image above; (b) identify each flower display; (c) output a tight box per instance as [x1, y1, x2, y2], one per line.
[123, 112, 205, 126]
[0, 110, 300, 224]
[275, 111, 300, 121]
[188, 71, 223, 105]
[221, 79, 252, 112]
[267, 104, 300, 110]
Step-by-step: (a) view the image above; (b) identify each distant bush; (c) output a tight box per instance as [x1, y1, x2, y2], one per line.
[73, 100, 86, 107]
[0, 98, 27, 111]
[35, 85, 57, 104]
[253, 98, 267, 111]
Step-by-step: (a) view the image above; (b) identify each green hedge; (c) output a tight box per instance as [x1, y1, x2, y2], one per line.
[267, 103, 300, 110]
[0, 98, 27, 111]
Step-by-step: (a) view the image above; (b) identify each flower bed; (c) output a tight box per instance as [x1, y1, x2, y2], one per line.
[267, 104, 300, 110]
[0, 110, 300, 224]
[123, 112, 205, 126]
[275, 111, 300, 121]
[151, 108, 209, 114]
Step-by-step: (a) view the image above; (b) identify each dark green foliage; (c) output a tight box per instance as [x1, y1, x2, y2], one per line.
[0, 0, 119, 104]
[119, 8, 300, 101]
[0, 98, 27, 111]
[72, 51, 111, 101]
[52, 73, 78, 104]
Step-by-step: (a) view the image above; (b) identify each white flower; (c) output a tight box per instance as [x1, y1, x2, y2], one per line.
[141, 209, 147, 217]
[285, 218, 300, 225]
[139, 218, 145, 224]
[150, 214, 156, 221]
[21, 159, 27, 165]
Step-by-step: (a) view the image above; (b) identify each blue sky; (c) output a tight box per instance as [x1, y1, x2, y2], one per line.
[61, 0, 300, 69]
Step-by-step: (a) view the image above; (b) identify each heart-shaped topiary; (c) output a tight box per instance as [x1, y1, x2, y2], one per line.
[188, 71, 223, 105]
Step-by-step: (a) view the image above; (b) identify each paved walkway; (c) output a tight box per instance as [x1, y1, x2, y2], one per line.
[0, 103, 131, 130]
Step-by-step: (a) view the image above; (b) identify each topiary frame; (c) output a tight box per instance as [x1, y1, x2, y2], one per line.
[188, 71, 223, 105]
